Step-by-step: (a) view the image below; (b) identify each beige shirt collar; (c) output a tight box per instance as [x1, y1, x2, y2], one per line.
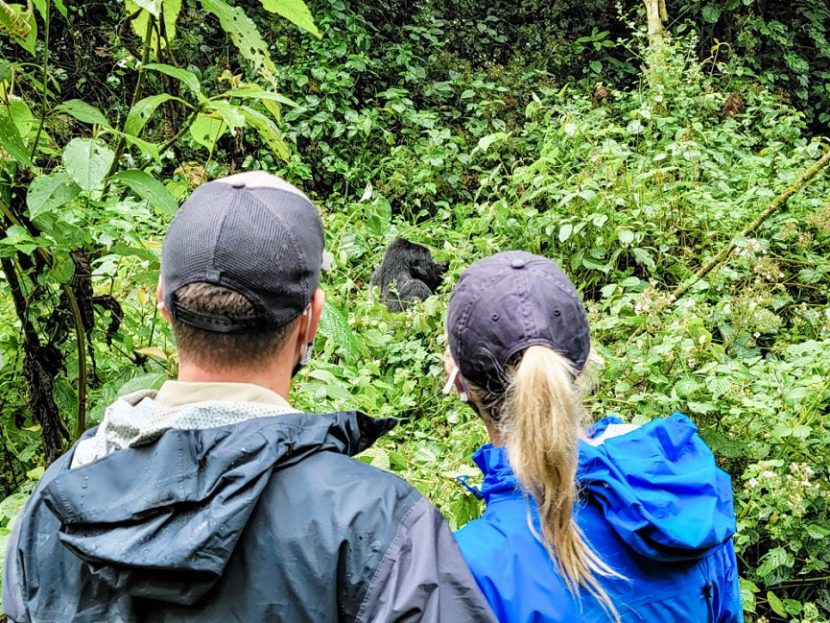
[155, 381, 294, 409]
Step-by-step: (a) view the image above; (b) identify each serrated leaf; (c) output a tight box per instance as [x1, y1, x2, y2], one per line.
[319, 300, 362, 363]
[62, 138, 115, 191]
[706, 377, 732, 399]
[757, 547, 789, 578]
[112, 169, 179, 215]
[144, 63, 202, 97]
[26, 172, 80, 218]
[56, 99, 110, 127]
[241, 105, 290, 161]
[674, 379, 701, 398]
[701, 5, 721, 23]
[258, 0, 320, 38]
[200, 0, 278, 86]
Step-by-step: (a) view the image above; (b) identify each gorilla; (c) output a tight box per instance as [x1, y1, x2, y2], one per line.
[371, 239, 448, 312]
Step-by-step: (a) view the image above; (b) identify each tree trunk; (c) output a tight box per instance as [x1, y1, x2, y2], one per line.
[643, 0, 666, 44]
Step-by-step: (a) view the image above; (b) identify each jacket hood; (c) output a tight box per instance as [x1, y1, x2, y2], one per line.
[40, 406, 395, 606]
[473, 413, 736, 563]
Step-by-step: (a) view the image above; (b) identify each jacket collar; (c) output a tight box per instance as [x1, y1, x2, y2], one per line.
[471, 444, 521, 504]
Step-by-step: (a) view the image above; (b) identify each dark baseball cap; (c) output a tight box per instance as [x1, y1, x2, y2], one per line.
[446, 251, 590, 394]
[161, 171, 328, 333]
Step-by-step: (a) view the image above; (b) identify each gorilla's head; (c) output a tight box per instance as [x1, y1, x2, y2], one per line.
[389, 239, 447, 291]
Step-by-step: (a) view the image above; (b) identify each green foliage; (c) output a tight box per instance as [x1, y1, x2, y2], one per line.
[673, 0, 830, 129]
[0, 2, 829, 622]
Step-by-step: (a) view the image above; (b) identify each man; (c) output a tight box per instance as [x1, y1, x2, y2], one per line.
[3, 172, 496, 622]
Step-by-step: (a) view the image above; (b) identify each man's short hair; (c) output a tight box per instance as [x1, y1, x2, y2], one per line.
[170, 283, 301, 369]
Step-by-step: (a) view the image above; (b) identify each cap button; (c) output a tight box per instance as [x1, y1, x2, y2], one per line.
[510, 258, 526, 269]
[231, 181, 246, 189]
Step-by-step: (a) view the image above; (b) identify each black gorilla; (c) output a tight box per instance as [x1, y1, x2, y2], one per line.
[371, 239, 448, 312]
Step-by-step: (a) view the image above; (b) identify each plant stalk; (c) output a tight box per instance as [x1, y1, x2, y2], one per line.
[668, 148, 830, 305]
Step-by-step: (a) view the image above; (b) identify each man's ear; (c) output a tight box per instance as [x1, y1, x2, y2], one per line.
[306, 289, 325, 342]
[156, 280, 172, 322]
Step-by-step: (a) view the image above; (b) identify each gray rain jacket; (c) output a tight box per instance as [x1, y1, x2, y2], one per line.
[3, 398, 495, 623]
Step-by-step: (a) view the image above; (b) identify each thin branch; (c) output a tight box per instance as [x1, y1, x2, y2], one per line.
[107, 13, 155, 178]
[668, 148, 830, 305]
[0, 197, 89, 437]
[28, 0, 50, 160]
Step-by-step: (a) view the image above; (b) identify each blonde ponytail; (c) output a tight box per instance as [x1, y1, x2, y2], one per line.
[501, 346, 621, 620]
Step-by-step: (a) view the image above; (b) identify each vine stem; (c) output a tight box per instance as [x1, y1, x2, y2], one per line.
[28, 0, 50, 160]
[667, 148, 830, 305]
[0, 198, 88, 438]
[106, 12, 155, 178]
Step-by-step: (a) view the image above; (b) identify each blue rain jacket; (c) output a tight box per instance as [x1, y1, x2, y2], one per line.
[455, 413, 744, 622]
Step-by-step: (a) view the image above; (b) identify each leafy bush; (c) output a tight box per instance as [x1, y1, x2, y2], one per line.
[0, 2, 829, 621]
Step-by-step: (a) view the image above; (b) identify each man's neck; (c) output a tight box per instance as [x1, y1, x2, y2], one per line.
[176, 361, 292, 400]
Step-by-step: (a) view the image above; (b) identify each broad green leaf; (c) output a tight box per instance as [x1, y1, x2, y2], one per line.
[189, 113, 227, 151]
[475, 131, 508, 154]
[0, 3, 35, 53]
[7, 99, 34, 138]
[240, 106, 289, 160]
[258, 0, 320, 38]
[53, 0, 67, 18]
[617, 229, 635, 245]
[739, 578, 757, 614]
[0, 106, 33, 167]
[241, 106, 290, 161]
[319, 300, 361, 363]
[56, 99, 110, 127]
[144, 63, 202, 97]
[199, 0, 278, 86]
[112, 169, 179, 215]
[701, 5, 721, 23]
[122, 132, 162, 163]
[62, 138, 115, 191]
[117, 372, 167, 397]
[355, 447, 390, 470]
[632, 247, 656, 271]
[134, 0, 162, 17]
[50, 253, 76, 284]
[26, 172, 81, 218]
[766, 591, 787, 618]
[124, 93, 180, 136]
[126, 0, 182, 50]
[31, 0, 46, 21]
[208, 100, 245, 128]
[559, 223, 573, 242]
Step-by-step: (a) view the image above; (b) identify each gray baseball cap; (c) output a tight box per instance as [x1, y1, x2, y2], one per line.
[161, 171, 326, 333]
[446, 251, 590, 394]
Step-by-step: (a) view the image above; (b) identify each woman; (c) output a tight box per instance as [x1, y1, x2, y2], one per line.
[443, 251, 743, 622]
